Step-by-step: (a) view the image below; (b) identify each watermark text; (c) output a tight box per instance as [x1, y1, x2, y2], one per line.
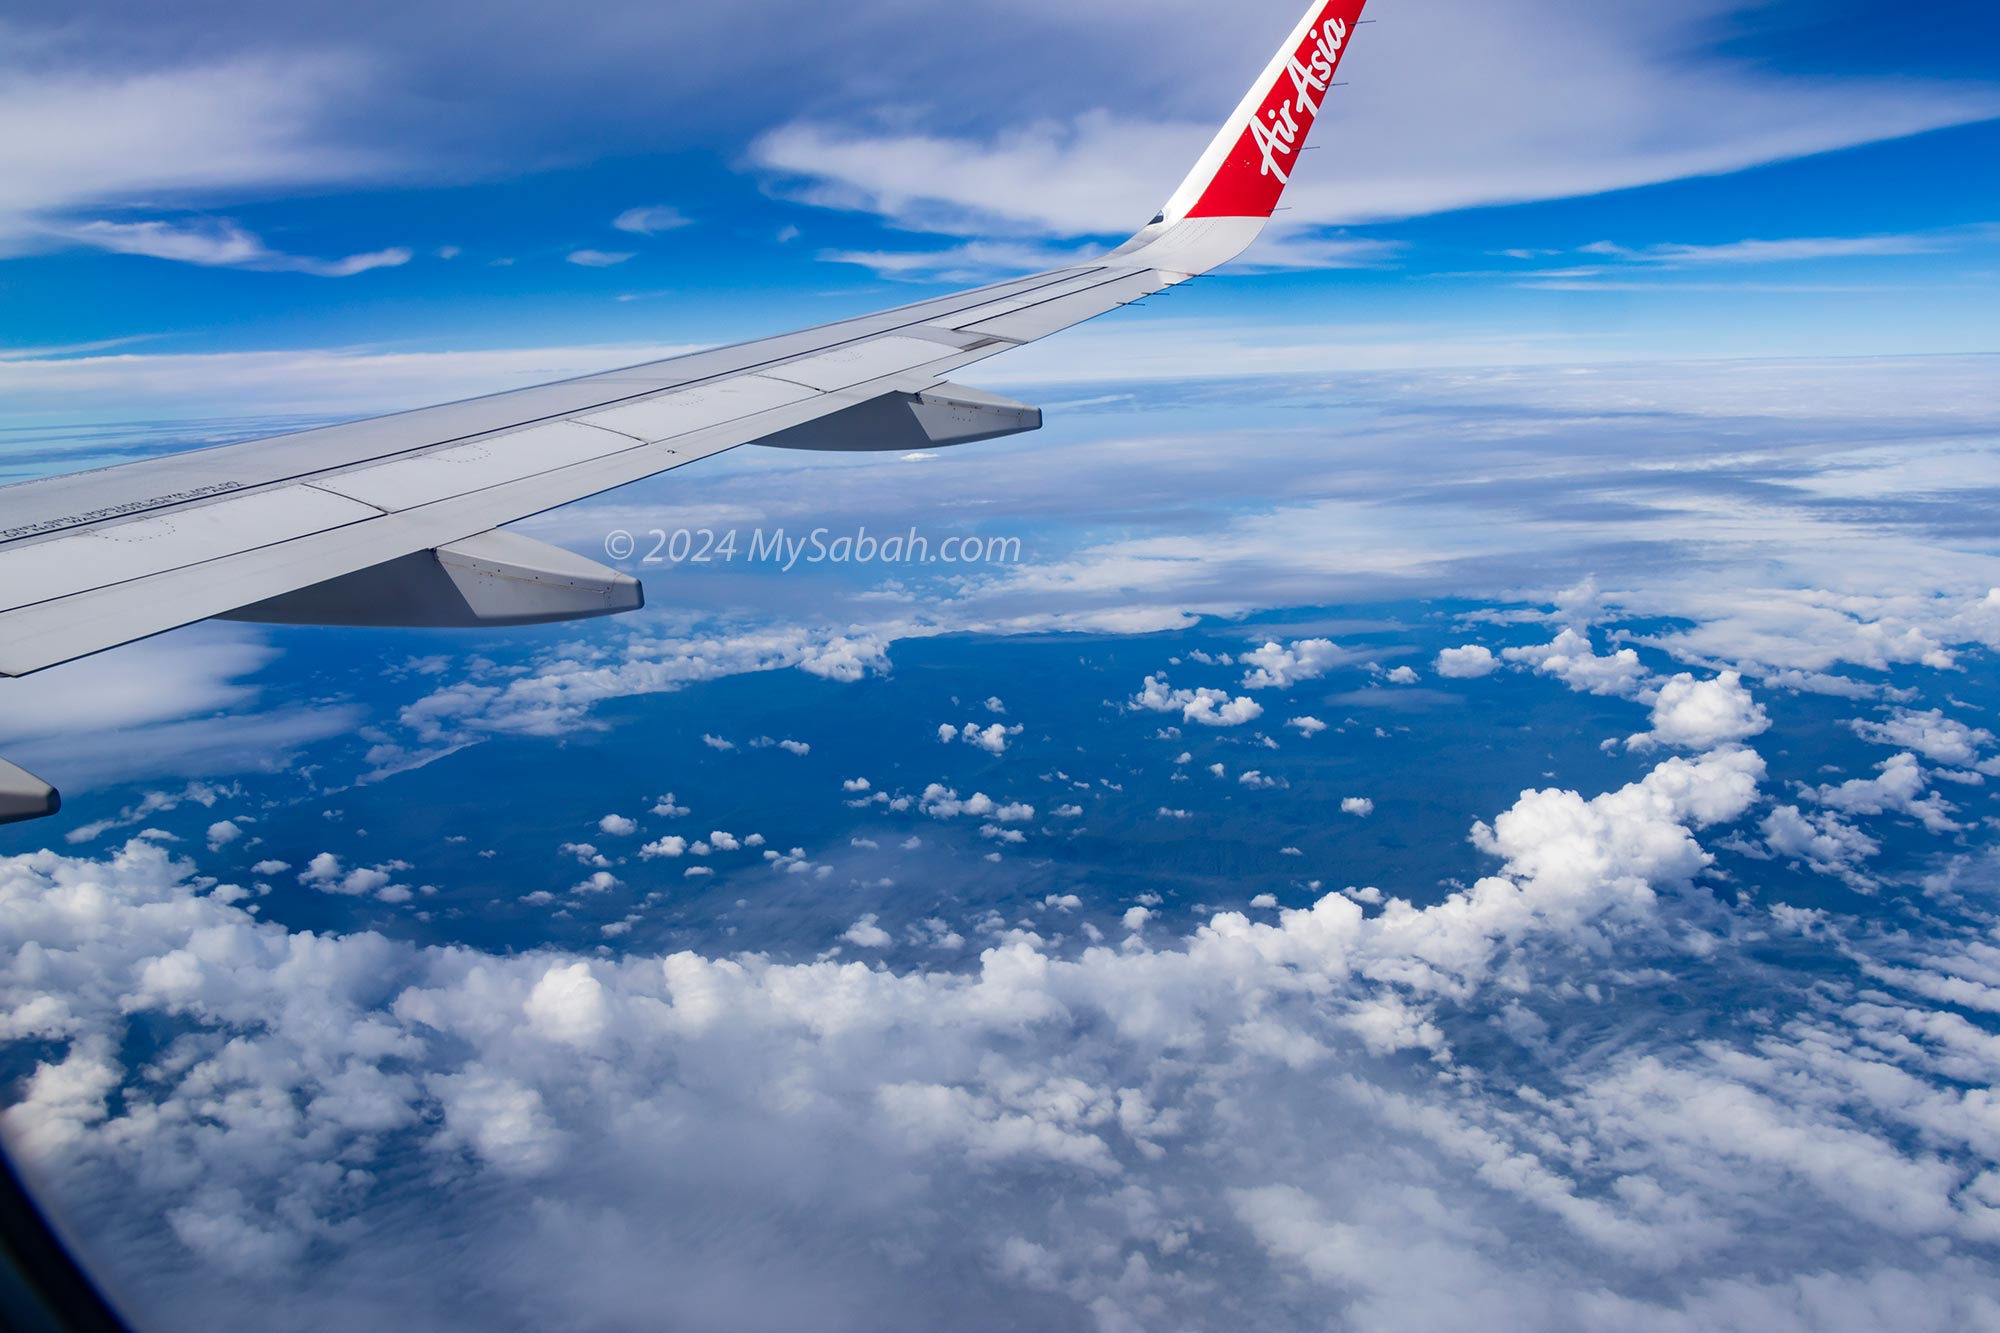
[603, 526, 1022, 571]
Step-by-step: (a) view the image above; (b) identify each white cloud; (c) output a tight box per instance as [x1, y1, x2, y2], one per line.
[378, 629, 887, 772]
[560, 843, 610, 869]
[566, 249, 634, 268]
[60, 782, 240, 846]
[1628, 672, 1771, 752]
[0, 48, 389, 253]
[815, 238, 1103, 283]
[0, 624, 358, 790]
[842, 915, 892, 949]
[524, 963, 609, 1048]
[1436, 645, 1499, 679]
[298, 852, 412, 901]
[1763, 805, 1880, 884]
[43, 745, 2000, 1332]
[1287, 717, 1328, 737]
[919, 785, 1033, 823]
[1583, 232, 1957, 268]
[204, 820, 243, 852]
[1505, 629, 1651, 699]
[748, 4, 1995, 244]
[58, 218, 410, 277]
[941, 722, 1024, 755]
[597, 814, 638, 837]
[1130, 676, 1263, 728]
[1385, 666, 1420, 686]
[1850, 709, 1994, 768]
[1806, 753, 1962, 836]
[611, 205, 692, 236]
[1241, 639, 1348, 691]
[1341, 797, 1375, 818]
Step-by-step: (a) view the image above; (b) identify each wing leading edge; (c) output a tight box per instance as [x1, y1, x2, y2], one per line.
[0, 0, 1369, 821]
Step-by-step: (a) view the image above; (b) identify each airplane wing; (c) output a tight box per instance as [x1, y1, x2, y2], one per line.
[0, 0, 1369, 821]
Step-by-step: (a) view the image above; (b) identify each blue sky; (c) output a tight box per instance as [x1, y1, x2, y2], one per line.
[1, 0, 1997, 432]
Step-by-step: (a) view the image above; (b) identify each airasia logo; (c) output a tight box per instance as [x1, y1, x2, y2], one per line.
[1249, 16, 1347, 186]
[1182, 0, 1364, 220]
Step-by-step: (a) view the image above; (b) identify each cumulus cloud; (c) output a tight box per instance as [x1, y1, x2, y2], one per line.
[1436, 645, 1499, 679]
[919, 785, 1033, 823]
[1806, 753, 1962, 835]
[0, 746, 1824, 1333]
[1341, 797, 1375, 818]
[1628, 672, 1771, 752]
[1505, 629, 1650, 699]
[1763, 805, 1881, 884]
[1241, 639, 1348, 691]
[298, 852, 414, 901]
[37, 735, 2000, 1333]
[597, 815, 638, 837]
[1130, 676, 1263, 727]
[842, 915, 892, 949]
[940, 722, 1024, 755]
[1850, 708, 1995, 768]
[560, 843, 611, 869]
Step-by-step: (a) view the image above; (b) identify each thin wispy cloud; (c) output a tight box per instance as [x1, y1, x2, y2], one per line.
[611, 205, 693, 236]
[0, 48, 390, 253]
[60, 218, 411, 277]
[818, 239, 1104, 282]
[1581, 232, 1969, 266]
[1451, 225, 1999, 291]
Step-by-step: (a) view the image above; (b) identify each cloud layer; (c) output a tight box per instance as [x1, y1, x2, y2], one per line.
[6, 718, 2000, 1332]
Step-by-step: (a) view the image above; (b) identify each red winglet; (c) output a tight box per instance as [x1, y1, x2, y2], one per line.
[1169, 0, 1368, 222]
